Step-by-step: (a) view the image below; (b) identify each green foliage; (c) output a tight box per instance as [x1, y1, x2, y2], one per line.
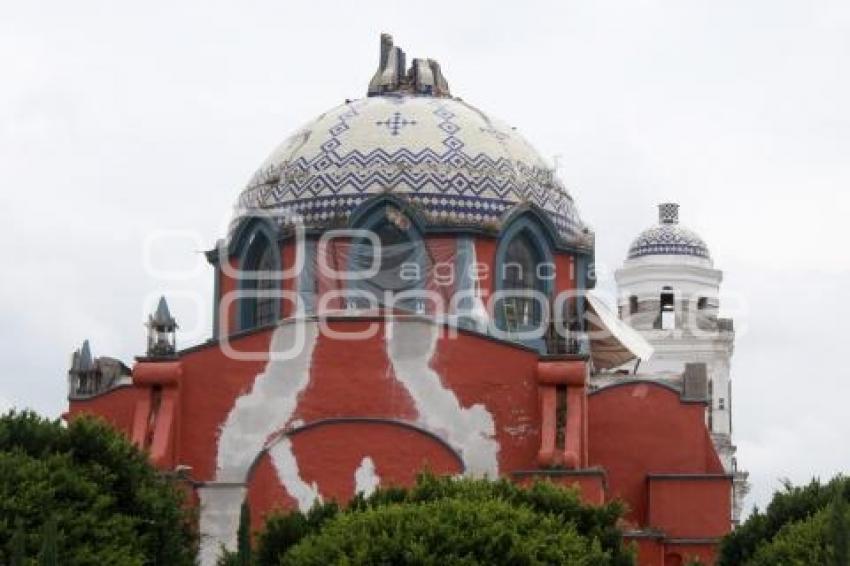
[9, 519, 26, 566]
[237, 500, 253, 566]
[255, 501, 339, 565]
[282, 496, 607, 565]
[746, 506, 832, 565]
[252, 473, 633, 566]
[38, 517, 58, 566]
[829, 491, 850, 566]
[719, 475, 850, 566]
[0, 410, 196, 565]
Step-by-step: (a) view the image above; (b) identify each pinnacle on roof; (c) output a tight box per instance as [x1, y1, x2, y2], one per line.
[76, 339, 94, 371]
[150, 296, 177, 327]
[658, 202, 680, 224]
[367, 33, 451, 97]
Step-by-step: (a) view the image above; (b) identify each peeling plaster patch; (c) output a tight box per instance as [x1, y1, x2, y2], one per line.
[198, 485, 247, 566]
[215, 322, 319, 482]
[268, 437, 322, 511]
[201, 321, 320, 565]
[386, 320, 499, 477]
[354, 456, 380, 497]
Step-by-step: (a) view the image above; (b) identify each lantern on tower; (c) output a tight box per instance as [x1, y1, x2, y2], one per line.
[68, 339, 101, 396]
[146, 296, 177, 357]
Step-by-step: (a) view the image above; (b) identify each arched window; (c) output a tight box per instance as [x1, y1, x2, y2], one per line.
[494, 214, 555, 347]
[254, 245, 278, 326]
[348, 205, 429, 311]
[239, 230, 280, 330]
[697, 297, 708, 310]
[629, 295, 639, 315]
[501, 233, 543, 329]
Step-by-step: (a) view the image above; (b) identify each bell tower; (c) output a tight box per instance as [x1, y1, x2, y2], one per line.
[615, 203, 750, 525]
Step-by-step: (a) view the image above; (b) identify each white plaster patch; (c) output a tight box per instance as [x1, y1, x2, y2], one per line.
[386, 320, 500, 477]
[200, 321, 320, 565]
[268, 437, 322, 511]
[197, 484, 247, 566]
[215, 322, 319, 482]
[354, 456, 380, 497]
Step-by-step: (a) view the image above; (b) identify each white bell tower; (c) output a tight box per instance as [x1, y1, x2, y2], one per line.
[615, 202, 749, 525]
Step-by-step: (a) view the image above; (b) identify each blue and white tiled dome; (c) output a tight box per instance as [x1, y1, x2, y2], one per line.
[233, 35, 590, 249]
[627, 203, 711, 260]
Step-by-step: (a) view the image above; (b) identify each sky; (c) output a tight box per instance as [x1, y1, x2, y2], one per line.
[1, 0, 849, 514]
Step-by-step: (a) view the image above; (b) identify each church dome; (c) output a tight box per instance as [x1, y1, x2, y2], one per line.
[627, 203, 711, 260]
[233, 34, 590, 249]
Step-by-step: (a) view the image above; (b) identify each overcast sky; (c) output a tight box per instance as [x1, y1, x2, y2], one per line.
[1, 0, 848, 513]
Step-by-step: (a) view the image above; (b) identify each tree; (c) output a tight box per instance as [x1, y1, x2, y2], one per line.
[237, 499, 252, 566]
[38, 517, 58, 566]
[745, 507, 830, 565]
[828, 490, 850, 566]
[252, 473, 633, 566]
[719, 475, 850, 566]
[8, 519, 25, 566]
[0, 410, 196, 565]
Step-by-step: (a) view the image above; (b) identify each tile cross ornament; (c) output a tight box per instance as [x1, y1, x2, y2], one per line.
[376, 112, 417, 136]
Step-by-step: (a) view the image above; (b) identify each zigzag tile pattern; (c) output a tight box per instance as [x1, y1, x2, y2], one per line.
[234, 96, 589, 247]
[628, 224, 711, 259]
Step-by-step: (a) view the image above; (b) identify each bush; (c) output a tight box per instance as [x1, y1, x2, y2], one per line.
[719, 475, 850, 566]
[283, 496, 606, 565]
[0, 410, 196, 565]
[246, 473, 633, 566]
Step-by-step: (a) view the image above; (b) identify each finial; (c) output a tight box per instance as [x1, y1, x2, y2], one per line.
[368, 33, 404, 96]
[151, 296, 176, 327]
[77, 340, 94, 371]
[658, 203, 679, 224]
[367, 34, 450, 97]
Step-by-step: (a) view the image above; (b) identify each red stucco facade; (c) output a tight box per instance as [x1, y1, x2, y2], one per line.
[68, 233, 732, 565]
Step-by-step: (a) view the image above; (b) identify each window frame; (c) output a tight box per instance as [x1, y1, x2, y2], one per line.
[493, 216, 555, 340]
[236, 223, 282, 331]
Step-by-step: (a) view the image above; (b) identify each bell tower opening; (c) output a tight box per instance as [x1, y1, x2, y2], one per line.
[660, 286, 675, 330]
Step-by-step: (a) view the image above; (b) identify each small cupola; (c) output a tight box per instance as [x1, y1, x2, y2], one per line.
[68, 339, 102, 396]
[146, 296, 178, 357]
[626, 202, 711, 260]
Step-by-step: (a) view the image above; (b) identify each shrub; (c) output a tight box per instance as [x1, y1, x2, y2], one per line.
[248, 473, 633, 566]
[719, 475, 850, 566]
[0, 410, 196, 565]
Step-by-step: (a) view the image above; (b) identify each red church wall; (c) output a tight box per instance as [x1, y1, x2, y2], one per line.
[648, 475, 731, 539]
[431, 328, 542, 472]
[514, 470, 607, 505]
[587, 382, 725, 527]
[245, 420, 464, 531]
[246, 453, 298, 530]
[472, 237, 497, 305]
[628, 536, 665, 566]
[663, 542, 717, 566]
[68, 385, 140, 434]
[289, 320, 418, 423]
[176, 329, 272, 480]
[171, 318, 544, 486]
[67, 237, 736, 565]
